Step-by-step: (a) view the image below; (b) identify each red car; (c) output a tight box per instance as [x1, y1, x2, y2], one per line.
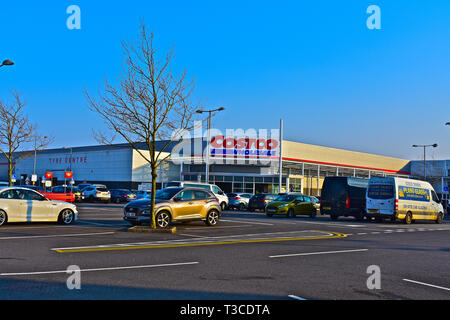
[19, 185, 75, 203]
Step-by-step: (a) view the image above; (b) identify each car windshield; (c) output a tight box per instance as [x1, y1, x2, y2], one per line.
[155, 188, 182, 200]
[275, 195, 297, 202]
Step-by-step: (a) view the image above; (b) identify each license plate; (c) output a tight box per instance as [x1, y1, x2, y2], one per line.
[268, 208, 277, 213]
[323, 206, 331, 211]
[127, 212, 135, 217]
[368, 209, 378, 213]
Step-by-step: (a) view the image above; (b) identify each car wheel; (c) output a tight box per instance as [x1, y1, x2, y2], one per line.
[239, 203, 245, 211]
[115, 198, 120, 204]
[248, 208, 255, 212]
[404, 211, 413, 225]
[205, 209, 220, 226]
[287, 209, 295, 218]
[155, 211, 171, 229]
[58, 209, 75, 225]
[355, 210, 365, 221]
[310, 208, 317, 218]
[330, 214, 338, 221]
[220, 202, 227, 211]
[436, 212, 444, 224]
[0, 210, 7, 227]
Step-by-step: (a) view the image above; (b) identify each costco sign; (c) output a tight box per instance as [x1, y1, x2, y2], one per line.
[210, 135, 279, 158]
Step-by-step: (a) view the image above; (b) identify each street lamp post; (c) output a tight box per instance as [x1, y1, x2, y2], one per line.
[196, 107, 226, 183]
[412, 143, 438, 180]
[33, 136, 48, 186]
[0, 59, 14, 68]
[63, 147, 73, 192]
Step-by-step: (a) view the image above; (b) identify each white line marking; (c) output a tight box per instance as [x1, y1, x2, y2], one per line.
[0, 262, 199, 276]
[77, 221, 121, 227]
[288, 294, 307, 300]
[403, 279, 450, 292]
[291, 220, 378, 230]
[177, 233, 209, 239]
[269, 249, 368, 259]
[0, 232, 115, 240]
[220, 219, 274, 226]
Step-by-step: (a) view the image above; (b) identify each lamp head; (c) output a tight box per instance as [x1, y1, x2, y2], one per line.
[1, 59, 14, 66]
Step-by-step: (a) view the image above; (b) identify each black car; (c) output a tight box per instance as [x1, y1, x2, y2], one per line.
[247, 193, 277, 212]
[110, 189, 137, 203]
[320, 176, 369, 220]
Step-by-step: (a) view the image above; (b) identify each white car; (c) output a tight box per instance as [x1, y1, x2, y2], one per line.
[82, 184, 111, 202]
[0, 187, 78, 226]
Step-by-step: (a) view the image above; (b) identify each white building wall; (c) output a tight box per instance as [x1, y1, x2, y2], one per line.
[14, 148, 133, 182]
[131, 150, 179, 184]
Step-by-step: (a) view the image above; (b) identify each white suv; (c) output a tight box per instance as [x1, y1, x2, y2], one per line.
[82, 184, 111, 203]
[166, 181, 229, 211]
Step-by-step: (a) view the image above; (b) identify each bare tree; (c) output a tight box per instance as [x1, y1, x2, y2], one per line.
[0, 91, 53, 186]
[85, 24, 198, 228]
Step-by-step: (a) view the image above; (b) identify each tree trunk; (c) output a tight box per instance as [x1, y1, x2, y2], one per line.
[151, 167, 157, 229]
[8, 157, 13, 187]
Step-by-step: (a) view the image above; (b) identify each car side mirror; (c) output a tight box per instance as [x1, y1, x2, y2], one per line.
[173, 197, 181, 202]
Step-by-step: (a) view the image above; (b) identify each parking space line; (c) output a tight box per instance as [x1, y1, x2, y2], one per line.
[288, 295, 307, 300]
[0, 261, 199, 276]
[403, 279, 450, 292]
[0, 232, 115, 240]
[220, 219, 274, 226]
[177, 233, 209, 239]
[269, 249, 368, 259]
[288, 220, 380, 231]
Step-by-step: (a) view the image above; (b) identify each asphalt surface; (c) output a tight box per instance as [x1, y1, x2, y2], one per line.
[0, 203, 449, 300]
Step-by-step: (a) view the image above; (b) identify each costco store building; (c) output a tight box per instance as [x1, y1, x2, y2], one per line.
[2, 138, 411, 196]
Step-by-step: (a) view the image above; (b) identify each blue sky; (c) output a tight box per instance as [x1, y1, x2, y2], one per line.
[1, 0, 449, 160]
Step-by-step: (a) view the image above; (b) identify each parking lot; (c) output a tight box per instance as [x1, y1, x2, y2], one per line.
[0, 203, 449, 300]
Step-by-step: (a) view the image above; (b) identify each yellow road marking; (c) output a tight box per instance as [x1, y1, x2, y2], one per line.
[54, 231, 347, 253]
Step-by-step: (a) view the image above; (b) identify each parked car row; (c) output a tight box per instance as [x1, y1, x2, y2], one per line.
[0, 175, 443, 229]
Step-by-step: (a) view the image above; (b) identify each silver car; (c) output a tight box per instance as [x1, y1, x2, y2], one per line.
[227, 193, 253, 211]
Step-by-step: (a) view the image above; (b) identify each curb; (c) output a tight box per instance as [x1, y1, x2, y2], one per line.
[127, 226, 177, 234]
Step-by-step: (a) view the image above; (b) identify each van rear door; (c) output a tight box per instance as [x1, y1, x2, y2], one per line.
[366, 183, 395, 215]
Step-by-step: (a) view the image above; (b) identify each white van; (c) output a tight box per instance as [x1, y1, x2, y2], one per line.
[366, 177, 444, 224]
[166, 181, 229, 210]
